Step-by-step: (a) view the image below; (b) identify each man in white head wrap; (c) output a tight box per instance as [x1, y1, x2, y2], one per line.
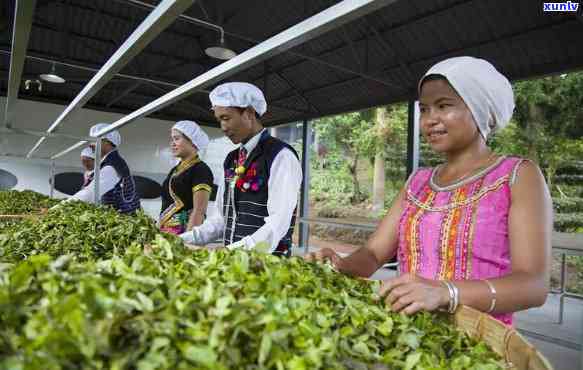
[180, 82, 303, 257]
[67, 123, 140, 214]
[80, 147, 95, 187]
[158, 120, 214, 234]
[419, 56, 515, 140]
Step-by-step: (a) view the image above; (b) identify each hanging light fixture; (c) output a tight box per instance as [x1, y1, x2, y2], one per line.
[114, 0, 237, 60]
[205, 30, 237, 60]
[39, 62, 66, 83]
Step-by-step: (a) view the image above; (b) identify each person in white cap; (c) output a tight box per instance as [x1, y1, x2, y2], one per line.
[306, 56, 552, 325]
[80, 147, 95, 188]
[67, 123, 141, 214]
[180, 82, 303, 257]
[159, 120, 214, 235]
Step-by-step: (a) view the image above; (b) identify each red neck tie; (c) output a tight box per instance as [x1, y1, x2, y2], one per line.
[238, 147, 247, 166]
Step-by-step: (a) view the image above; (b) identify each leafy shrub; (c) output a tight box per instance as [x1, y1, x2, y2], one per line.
[556, 162, 583, 176]
[554, 213, 583, 232]
[554, 174, 583, 186]
[552, 198, 583, 213]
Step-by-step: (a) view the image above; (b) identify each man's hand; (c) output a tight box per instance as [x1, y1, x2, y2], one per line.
[179, 231, 195, 244]
[224, 239, 246, 251]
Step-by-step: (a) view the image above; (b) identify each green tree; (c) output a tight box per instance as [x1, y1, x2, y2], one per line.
[508, 72, 583, 189]
[372, 107, 388, 212]
[312, 112, 374, 203]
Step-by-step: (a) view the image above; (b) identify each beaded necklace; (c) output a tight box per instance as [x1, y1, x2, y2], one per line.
[430, 153, 501, 191]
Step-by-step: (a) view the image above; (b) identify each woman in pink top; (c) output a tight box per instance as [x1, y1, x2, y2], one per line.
[306, 56, 552, 325]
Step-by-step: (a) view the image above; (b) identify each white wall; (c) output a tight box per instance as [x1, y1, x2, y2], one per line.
[0, 98, 236, 219]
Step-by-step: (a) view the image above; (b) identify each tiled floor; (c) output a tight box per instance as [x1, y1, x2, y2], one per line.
[514, 295, 582, 370]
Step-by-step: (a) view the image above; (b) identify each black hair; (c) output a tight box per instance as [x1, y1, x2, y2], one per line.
[419, 74, 464, 100]
[419, 74, 448, 91]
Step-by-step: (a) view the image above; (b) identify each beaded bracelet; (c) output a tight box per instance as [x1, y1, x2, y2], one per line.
[484, 279, 497, 313]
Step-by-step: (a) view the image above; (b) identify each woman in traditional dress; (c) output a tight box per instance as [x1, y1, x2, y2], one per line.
[306, 56, 552, 325]
[159, 121, 214, 235]
[80, 147, 95, 188]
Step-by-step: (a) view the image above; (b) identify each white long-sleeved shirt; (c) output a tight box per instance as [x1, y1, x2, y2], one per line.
[70, 152, 120, 204]
[181, 129, 303, 253]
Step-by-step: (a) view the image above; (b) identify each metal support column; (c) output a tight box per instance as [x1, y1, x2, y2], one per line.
[49, 160, 55, 198]
[558, 253, 567, 324]
[93, 139, 102, 205]
[580, 311, 583, 370]
[406, 99, 420, 178]
[299, 119, 311, 253]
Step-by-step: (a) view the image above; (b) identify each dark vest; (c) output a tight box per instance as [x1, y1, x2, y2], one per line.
[100, 150, 140, 214]
[222, 131, 299, 257]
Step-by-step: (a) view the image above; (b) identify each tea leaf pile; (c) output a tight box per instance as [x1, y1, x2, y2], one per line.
[0, 201, 162, 263]
[0, 191, 504, 369]
[0, 190, 60, 214]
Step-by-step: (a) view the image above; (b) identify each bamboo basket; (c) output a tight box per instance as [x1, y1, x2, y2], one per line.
[453, 305, 553, 370]
[0, 207, 47, 220]
[0, 212, 44, 221]
[0, 214, 40, 219]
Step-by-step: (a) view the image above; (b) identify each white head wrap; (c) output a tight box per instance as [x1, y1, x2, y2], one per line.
[89, 123, 122, 146]
[80, 147, 95, 159]
[172, 120, 210, 152]
[419, 56, 515, 139]
[209, 82, 267, 116]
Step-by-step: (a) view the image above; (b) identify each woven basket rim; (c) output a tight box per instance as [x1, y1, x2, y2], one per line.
[453, 305, 553, 370]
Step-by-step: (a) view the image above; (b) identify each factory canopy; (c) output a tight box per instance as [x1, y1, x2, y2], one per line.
[1, 0, 582, 127]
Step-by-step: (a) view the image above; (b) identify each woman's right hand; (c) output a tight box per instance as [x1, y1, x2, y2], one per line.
[304, 248, 345, 270]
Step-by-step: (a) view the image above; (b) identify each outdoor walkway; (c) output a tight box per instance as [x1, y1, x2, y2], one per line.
[293, 244, 583, 370]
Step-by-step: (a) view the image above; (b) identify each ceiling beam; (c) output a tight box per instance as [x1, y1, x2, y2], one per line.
[270, 16, 581, 108]
[363, 17, 415, 85]
[65, 0, 405, 90]
[0, 48, 203, 90]
[0, 89, 218, 127]
[50, 140, 90, 160]
[41, 0, 195, 118]
[50, 0, 399, 161]
[144, 81, 212, 117]
[3, 0, 37, 128]
[145, 77, 311, 117]
[0, 126, 93, 141]
[0, 52, 307, 117]
[30, 21, 208, 73]
[340, 27, 363, 72]
[197, 1, 211, 20]
[245, 0, 474, 90]
[27, 0, 197, 158]
[106, 82, 144, 108]
[105, 33, 203, 108]
[272, 70, 321, 115]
